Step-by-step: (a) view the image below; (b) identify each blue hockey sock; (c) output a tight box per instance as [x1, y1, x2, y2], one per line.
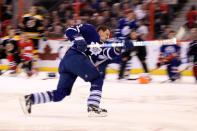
[87, 77, 103, 107]
[31, 91, 53, 104]
[87, 90, 102, 107]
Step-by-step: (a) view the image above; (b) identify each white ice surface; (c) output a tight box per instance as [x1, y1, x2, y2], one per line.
[0, 72, 197, 131]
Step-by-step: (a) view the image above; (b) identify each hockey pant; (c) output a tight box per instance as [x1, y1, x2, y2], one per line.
[20, 53, 34, 75]
[30, 49, 104, 107]
[119, 53, 148, 78]
[167, 58, 181, 81]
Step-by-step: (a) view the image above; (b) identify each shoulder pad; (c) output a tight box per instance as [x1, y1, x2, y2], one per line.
[23, 14, 31, 17]
[13, 35, 20, 40]
[34, 15, 43, 20]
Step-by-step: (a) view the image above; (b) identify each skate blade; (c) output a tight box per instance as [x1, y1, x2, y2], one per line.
[88, 112, 107, 117]
[19, 97, 29, 115]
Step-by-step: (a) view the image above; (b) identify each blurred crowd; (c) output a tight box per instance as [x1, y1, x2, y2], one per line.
[0, 0, 194, 39]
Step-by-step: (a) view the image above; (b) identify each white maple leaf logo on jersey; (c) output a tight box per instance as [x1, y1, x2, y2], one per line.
[121, 26, 131, 36]
[89, 42, 102, 56]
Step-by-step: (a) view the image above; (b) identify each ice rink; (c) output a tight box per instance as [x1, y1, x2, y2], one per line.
[0, 72, 197, 131]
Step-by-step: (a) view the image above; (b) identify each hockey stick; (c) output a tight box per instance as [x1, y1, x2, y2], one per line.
[87, 38, 177, 48]
[127, 68, 159, 80]
[160, 64, 193, 83]
[42, 77, 57, 80]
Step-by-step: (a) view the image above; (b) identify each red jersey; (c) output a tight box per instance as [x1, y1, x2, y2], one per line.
[18, 39, 34, 61]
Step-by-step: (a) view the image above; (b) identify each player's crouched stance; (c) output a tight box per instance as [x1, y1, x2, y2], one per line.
[156, 31, 181, 82]
[20, 24, 132, 117]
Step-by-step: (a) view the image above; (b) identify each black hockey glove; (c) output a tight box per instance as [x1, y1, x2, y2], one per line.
[73, 36, 87, 52]
[156, 61, 170, 68]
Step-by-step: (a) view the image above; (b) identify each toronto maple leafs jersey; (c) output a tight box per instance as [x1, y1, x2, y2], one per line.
[159, 44, 180, 58]
[115, 18, 138, 40]
[65, 24, 121, 64]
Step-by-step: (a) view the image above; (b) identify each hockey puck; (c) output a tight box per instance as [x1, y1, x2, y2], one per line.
[48, 72, 56, 77]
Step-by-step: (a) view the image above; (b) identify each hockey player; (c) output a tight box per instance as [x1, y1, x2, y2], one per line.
[18, 32, 34, 77]
[118, 29, 148, 79]
[20, 24, 132, 116]
[157, 31, 181, 82]
[115, 11, 139, 79]
[2, 28, 20, 74]
[20, 5, 43, 49]
[187, 27, 197, 82]
[115, 11, 138, 40]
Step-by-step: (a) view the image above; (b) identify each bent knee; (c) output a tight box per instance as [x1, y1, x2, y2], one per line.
[83, 71, 101, 82]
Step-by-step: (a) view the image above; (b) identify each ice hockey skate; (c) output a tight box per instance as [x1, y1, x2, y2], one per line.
[87, 105, 107, 117]
[19, 95, 32, 114]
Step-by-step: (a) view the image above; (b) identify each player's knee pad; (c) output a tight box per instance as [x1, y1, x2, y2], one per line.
[90, 77, 104, 91]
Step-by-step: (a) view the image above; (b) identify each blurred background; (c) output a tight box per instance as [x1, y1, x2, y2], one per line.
[0, 0, 197, 77]
[0, 0, 196, 40]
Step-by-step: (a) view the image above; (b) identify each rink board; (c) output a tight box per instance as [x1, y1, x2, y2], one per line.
[0, 39, 193, 76]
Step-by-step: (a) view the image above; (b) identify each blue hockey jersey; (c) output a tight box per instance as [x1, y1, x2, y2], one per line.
[65, 24, 121, 65]
[115, 18, 138, 40]
[159, 44, 180, 58]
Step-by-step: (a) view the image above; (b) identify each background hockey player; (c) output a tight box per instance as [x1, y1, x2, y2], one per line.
[1, 28, 20, 74]
[20, 5, 43, 50]
[118, 29, 149, 79]
[187, 27, 197, 82]
[115, 11, 139, 79]
[20, 24, 132, 116]
[157, 31, 181, 82]
[18, 32, 34, 77]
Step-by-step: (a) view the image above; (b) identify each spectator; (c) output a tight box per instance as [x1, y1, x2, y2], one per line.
[20, 5, 43, 49]
[96, 16, 105, 26]
[186, 5, 197, 29]
[64, 10, 73, 21]
[160, 26, 172, 39]
[80, 0, 89, 11]
[51, 11, 59, 20]
[89, 13, 99, 26]
[111, 3, 121, 18]
[90, 0, 100, 10]
[2, 4, 13, 21]
[154, 3, 163, 38]
[137, 19, 149, 40]
[158, 0, 169, 25]
[110, 17, 118, 37]
[134, 2, 147, 20]
[80, 16, 89, 24]
[58, 3, 67, 20]
[121, 2, 132, 16]
[97, 1, 109, 13]
[1, 20, 12, 37]
[43, 17, 51, 29]
[80, 3, 94, 17]
[102, 10, 111, 26]
[48, 24, 63, 38]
